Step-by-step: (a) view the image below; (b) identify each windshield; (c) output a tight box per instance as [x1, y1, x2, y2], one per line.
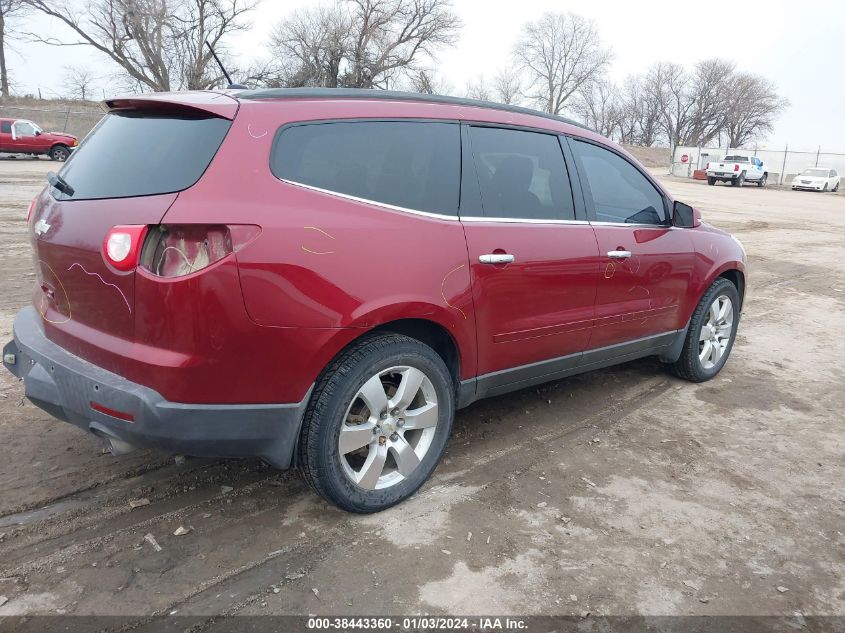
[724, 156, 749, 163]
[802, 169, 829, 177]
[54, 110, 231, 201]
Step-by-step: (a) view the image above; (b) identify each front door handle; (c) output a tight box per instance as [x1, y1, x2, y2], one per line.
[479, 253, 515, 265]
[607, 250, 632, 259]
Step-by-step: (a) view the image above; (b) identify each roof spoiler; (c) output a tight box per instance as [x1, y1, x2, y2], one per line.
[103, 91, 239, 120]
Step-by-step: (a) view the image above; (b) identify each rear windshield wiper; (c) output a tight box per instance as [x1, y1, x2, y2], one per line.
[47, 171, 75, 197]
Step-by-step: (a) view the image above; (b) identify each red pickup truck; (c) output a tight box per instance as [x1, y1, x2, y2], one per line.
[0, 118, 78, 161]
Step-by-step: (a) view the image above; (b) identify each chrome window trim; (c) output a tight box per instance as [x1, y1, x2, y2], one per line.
[460, 216, 589, 225]
[281, 180, 684, 229]
[279, 178, 460, 221]
[590, 221, 674, 228]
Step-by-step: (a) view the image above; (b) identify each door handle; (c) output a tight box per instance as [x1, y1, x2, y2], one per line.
[479, 253, 515, 265]
[607, 250, 632, 259]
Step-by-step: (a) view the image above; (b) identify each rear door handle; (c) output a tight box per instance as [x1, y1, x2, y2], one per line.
[479, 253, 515, 264]
[607, 250, 632, 259]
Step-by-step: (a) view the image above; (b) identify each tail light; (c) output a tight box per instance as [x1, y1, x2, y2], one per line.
[103, 225, 148, 272]
[140, 225, 233, 278]
[705, 162, 710, 170]
[734, 164, 740, 172]
[26, 197, 36, 224]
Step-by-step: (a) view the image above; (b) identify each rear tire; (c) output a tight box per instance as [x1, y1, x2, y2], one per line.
[666, 278, 739, 383]
[49, 145, 70, 162]
[834, 182, 840, 192]
[707, 177, 716, 186]
[297, 333, 454, 513]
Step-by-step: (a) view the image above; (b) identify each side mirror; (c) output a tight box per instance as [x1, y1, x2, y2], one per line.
[35, 130, 42, 136]
[673, 200, 701, 228]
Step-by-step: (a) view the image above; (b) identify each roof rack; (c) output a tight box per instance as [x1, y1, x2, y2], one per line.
[235, 87, 590, 131]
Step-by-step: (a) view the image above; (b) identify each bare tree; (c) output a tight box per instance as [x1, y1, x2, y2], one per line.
[24, 0, 257, 92]
[682, 58, 735, 146]
[268, 0, 460, 90]
[723, 72, 788, 147]
[64, 64, 97, 100]
[644, 58, 737, 154]
[464, 74, 490, 101]
[406, 67, 451, 94]
[269, 3, 350, 87]
[0, 0, 31, 97]
[617, 75, 662, 146]
[514, 12, 611, 115]
[571, 79, 621, 139]
[492, 66, 520, 105]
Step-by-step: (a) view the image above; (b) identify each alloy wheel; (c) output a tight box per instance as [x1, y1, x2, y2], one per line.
[338, 366, 439, 490]
[698, 295, 734, 370]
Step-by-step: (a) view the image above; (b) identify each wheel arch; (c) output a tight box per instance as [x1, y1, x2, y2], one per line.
[718, 268, 745, 311]
[371, 318, 462, 384]
[681, 260, 746, 327]
[305, 314, 470, 408]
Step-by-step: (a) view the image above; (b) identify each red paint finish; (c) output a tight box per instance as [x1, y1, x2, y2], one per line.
[0, 118, 78, 156]
[463, 223, 599, 374]
[30, 190, 176, 345]
[588, 226, 694, 349]
[26, 91, 747, 407]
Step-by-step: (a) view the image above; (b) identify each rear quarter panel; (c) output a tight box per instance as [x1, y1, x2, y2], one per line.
[162, 99, 477, 388]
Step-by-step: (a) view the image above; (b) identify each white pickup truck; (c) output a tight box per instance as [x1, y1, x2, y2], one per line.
[706, 155, 768, 187]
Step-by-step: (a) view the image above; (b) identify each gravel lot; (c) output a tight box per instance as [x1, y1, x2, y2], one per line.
[0, 156, 843, 624]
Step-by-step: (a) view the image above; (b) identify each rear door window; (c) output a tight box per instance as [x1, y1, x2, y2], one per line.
[54, 111, 231, 201]
[468, 126, 575, 221]
[571, 139, 667, 224]
[1, 121, 11, 133]
[272, 121, 460, 216]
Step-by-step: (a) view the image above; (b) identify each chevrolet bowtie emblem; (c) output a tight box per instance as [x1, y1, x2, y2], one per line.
[33, 219, 51, 236]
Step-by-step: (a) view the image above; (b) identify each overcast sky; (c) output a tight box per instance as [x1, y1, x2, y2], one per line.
[10, 0, 844, 151]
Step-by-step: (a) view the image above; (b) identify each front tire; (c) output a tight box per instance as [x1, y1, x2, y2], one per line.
[667, 278, 739, 382]
[49, 145, 70, 161]
[756, 174, 767, 187]
[297, 333, 454, 513]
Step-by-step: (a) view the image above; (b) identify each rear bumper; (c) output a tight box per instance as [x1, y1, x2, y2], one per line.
[3, 307, 310, 469]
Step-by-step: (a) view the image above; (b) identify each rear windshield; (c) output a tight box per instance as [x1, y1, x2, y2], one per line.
[54, 110, 231, 201]
[724, 156, 749, 163]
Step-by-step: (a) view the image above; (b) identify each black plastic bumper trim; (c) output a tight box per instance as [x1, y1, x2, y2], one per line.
[3, 307, 311, 469]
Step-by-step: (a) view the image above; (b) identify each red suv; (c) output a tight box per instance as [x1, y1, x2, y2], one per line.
[0, 118, 78, 161]
[3, 89, 746, 512]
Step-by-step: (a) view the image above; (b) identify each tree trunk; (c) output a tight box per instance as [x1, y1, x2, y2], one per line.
[0, 12, 8, 98]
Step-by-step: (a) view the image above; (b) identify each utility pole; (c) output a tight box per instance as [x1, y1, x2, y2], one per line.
[815, 146, 820, 167]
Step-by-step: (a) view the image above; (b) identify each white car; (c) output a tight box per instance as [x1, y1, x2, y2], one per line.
[792, 167, 840, 192]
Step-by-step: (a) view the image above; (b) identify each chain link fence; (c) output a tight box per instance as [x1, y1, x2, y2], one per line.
[671, 144, 845, 186]
[0, 104, 104, 140]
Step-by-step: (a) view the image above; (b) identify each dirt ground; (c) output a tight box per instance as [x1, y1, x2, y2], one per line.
[0, 155, 843, 625]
